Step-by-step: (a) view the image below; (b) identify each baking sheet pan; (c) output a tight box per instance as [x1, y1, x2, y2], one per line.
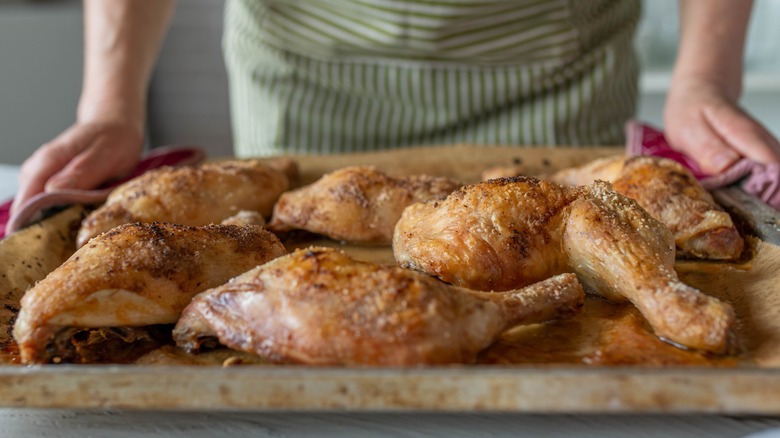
[1, 145, 779, 413]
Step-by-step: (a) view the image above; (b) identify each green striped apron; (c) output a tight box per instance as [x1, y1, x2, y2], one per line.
[223, 0, 641, 157]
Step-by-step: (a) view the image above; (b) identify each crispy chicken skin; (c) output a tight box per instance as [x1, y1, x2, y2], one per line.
[77, 159, 294, 248]
[13, 222, 287, 364]
[393, 177, 736, 354]
[546, 155, 743, 260]
[173, 247, 584, 365]
[268, 166, 461, 245]
[611, 157, 743, 260]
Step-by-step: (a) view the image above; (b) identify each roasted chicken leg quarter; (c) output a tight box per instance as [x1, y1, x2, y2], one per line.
[393, 177, 736, 354]
[173, 247, 585, 365]
[77, 159, 295, 247]
[268, 166, 461, 244]
[492, 155, 744, 260]
[13, 222, 287, 364]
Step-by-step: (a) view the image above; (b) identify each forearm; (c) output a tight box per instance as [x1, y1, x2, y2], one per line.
[673, 0, 753, 100]
[78, 0, 176, 130]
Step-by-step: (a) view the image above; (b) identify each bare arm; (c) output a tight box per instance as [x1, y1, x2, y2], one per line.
[664, 0, 780, 174]
[12, 0, 176, 214]
[79, 0, 176, 132]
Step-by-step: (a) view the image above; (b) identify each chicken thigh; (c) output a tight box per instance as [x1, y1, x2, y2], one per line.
[14, 222, 287, 364]
[173, 247, 584, 365]
[602, 156, 742, 260]
[487, 155, 744, 260]
[77, 159, 295, 247]
[394, 177, 735, 354]
[268, 166, 461, 244]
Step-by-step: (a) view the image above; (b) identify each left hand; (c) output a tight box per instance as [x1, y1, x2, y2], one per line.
[664, 76, 780, 175]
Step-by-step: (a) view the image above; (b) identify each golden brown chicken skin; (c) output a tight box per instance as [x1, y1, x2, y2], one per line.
[550, 155, 743, 260]
[611, 157, 743, 260]
[393, 177, 736, 354]
[77, 159, 294, 247]
[268, 166, 461, 245]
[14, 222, 287, 364]
[173, 247, 584, 366]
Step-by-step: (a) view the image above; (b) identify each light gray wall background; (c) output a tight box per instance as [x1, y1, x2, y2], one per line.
[1, 0, 779, 166]
[0, 0, 231, 166]
[0, 0, 84, 166]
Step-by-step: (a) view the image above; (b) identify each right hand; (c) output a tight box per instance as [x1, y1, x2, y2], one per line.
[664, 76, 780, 174]
[11, 120, 143, 215]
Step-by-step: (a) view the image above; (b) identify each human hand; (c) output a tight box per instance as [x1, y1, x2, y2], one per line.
[11, 121, 143, 215]
[664, 77, 780, 175]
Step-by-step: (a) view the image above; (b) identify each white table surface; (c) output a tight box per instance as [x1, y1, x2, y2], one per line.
[2, 164, 780, 437]
[0, 411, 778, 438]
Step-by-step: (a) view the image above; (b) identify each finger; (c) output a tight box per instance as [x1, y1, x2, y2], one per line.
[671, 122, 740, 174]
[46, 136, 140, 191]
[12, 163, 48, 216]
[703, 104, 780, 165]
[11, 140, 85, 215]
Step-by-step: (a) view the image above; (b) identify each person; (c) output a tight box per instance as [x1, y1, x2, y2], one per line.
[11, 0, 780, 215]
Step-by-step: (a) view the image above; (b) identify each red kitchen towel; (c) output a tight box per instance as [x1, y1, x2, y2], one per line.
[625, 120, 780, 209]
[0, 145, 206, 238]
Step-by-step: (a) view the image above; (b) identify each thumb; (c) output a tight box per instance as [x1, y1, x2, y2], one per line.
[45, 174, 81, 191]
